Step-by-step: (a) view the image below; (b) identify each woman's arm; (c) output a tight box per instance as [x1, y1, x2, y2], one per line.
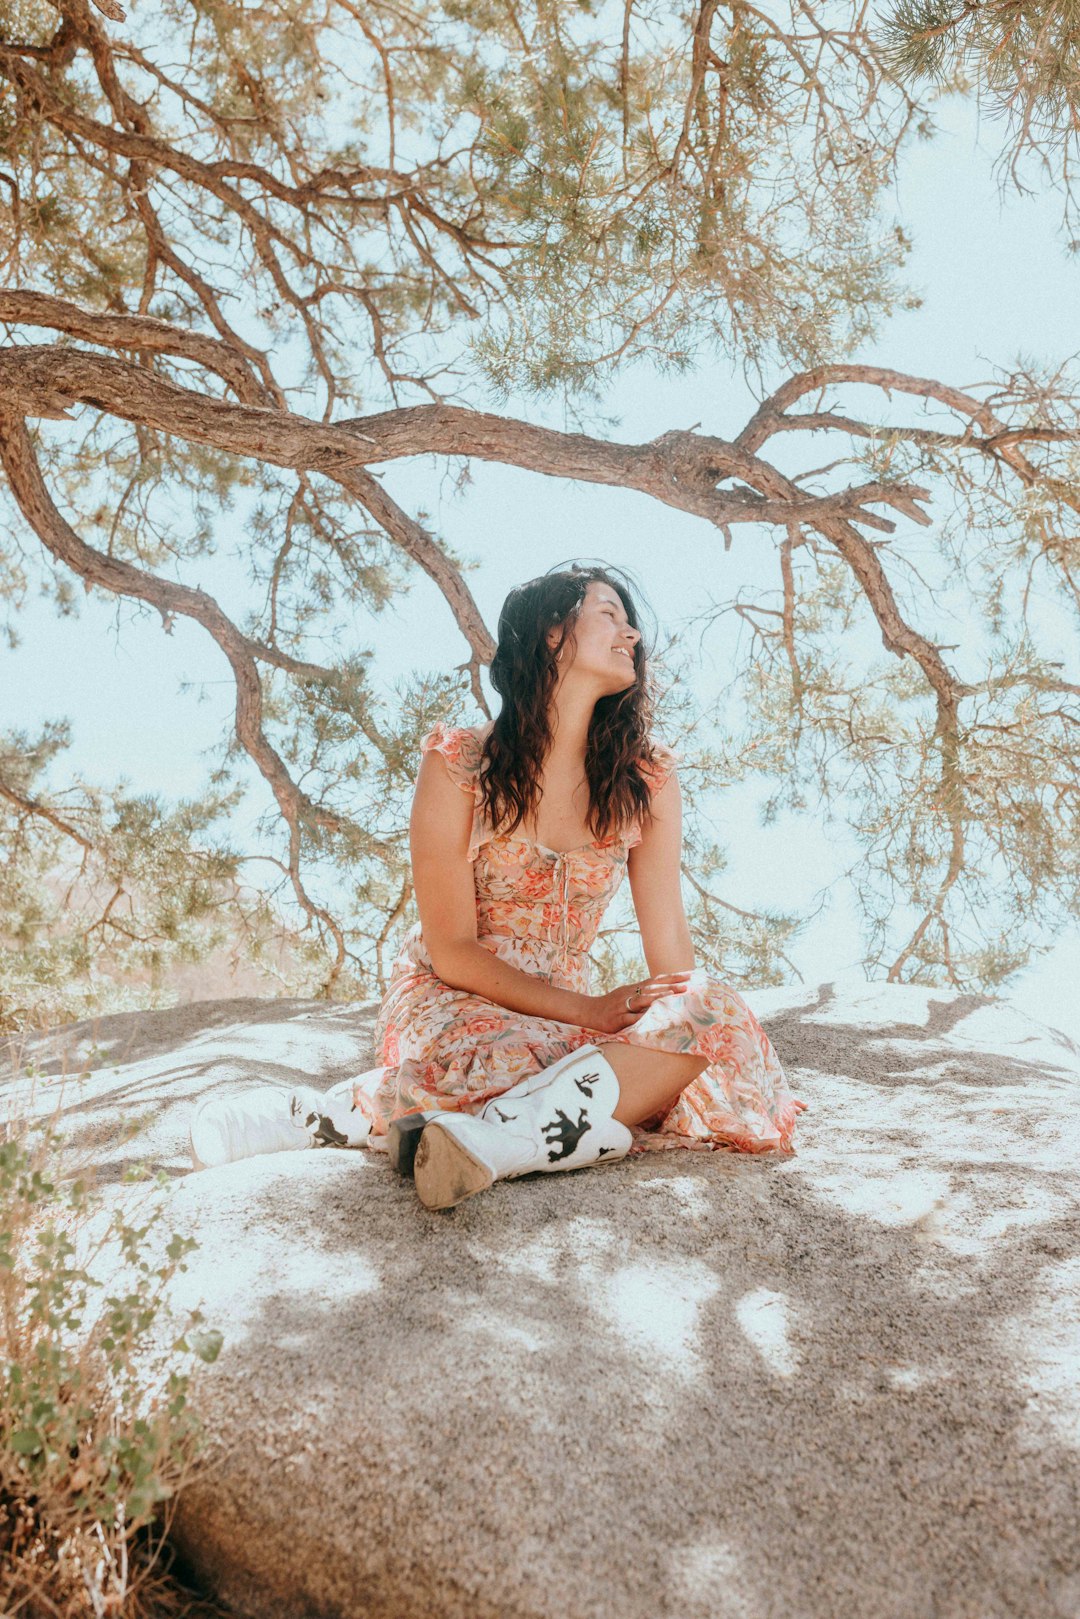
[410, 749, 592, 1025]
[626, 767, 697, 975]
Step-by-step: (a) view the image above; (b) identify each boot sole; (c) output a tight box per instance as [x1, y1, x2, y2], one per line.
[414, 1123, 495, 1210]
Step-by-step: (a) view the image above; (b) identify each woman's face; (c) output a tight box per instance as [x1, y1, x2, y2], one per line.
[546, 580, 641, 696]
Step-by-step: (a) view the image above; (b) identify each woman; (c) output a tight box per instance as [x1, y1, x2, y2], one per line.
[357, 563, 808, 1209]
[189, 562, 807, 1202]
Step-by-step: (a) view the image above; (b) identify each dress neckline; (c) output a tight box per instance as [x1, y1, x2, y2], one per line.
[514, 833, 595, 858]
[496, 830, 617, 858]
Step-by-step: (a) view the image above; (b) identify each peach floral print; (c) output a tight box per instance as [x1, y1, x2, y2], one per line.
[356, 720, 808, 1155]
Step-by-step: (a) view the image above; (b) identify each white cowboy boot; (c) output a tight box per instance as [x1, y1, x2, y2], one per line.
[408, 1044, 632, 1210]
[189, 1084, 371, 1170]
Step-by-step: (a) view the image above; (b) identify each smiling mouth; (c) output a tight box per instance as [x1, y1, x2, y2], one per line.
[613, 648, 634, 660]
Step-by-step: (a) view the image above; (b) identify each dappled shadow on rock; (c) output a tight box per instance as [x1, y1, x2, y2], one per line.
[760, 983, 1078, 1091]
[1, 997, 381, 1187]
[3, 995, 382, 1077]
[159, 1118, 1080, 1619]
[12, 984, 1080, 1619]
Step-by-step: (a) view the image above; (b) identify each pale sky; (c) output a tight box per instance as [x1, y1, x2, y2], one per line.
[3, 89, 1078, 1042]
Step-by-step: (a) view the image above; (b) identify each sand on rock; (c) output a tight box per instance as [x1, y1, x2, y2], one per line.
[5, 983, 1079, 1619]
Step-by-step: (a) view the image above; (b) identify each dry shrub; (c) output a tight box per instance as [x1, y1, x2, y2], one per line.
[1, 1072, 225, 1618]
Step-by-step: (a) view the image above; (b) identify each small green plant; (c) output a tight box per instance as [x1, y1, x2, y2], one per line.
[0, 1104, 223, 1617]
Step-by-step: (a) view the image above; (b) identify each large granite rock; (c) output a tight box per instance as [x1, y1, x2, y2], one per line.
[6, 983, 1080, 1619]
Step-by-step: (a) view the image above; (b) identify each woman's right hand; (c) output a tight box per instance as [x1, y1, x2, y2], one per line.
[578, 972, 696, 1035]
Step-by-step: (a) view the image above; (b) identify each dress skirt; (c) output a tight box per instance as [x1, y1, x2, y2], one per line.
[359, 962, 808, 1157]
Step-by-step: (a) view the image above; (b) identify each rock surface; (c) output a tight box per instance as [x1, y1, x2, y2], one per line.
[6, 983, 1080, 1619]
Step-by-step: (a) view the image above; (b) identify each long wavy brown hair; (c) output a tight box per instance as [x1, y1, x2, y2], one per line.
[478, 562, 663, 844]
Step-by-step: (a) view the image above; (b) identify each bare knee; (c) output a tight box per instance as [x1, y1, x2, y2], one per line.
[597, 1043, 708, 1129]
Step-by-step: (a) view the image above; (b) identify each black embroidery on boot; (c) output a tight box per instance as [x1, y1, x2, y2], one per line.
[597, 1146, 617, 1157]
[574, 1069, 601, 1098]
[490, 1104, 516, 1124]
[542, 1106, 591, 1162]
[309, 1112, 349, 1148]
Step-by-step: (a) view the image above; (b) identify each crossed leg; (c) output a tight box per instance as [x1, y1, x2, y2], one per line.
[598, 1042, 709, 1129]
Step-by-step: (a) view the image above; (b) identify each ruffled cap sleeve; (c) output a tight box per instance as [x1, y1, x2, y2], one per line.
[419, 721, 483, 792]
[626, 739, 681, 850]
[418, 720, 490, 862]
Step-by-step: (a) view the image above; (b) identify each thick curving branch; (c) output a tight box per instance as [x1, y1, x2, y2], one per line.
[0, 290, 267, 404]
[0, 341, 965, 712]
[7, 337, 1070, 732]
[3, 334, 1077, 989]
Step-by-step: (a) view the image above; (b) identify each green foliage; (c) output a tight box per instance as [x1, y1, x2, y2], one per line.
[876, 0, 1080, 210]
[0, 1110, 219, 1614]
[0, 0, 914, 423]
[0, 0, 1076, 1006]
[0, 721, 285, 1030]
[712, 456, 1080, 986]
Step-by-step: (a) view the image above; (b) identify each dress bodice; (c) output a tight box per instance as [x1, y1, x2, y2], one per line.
[389, 720, 679, 994]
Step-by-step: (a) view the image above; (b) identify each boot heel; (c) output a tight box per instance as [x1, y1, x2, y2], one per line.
[387, 1112, 429, 1177]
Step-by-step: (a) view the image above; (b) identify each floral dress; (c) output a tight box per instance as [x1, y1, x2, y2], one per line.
[356, 720, 808, 1155]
